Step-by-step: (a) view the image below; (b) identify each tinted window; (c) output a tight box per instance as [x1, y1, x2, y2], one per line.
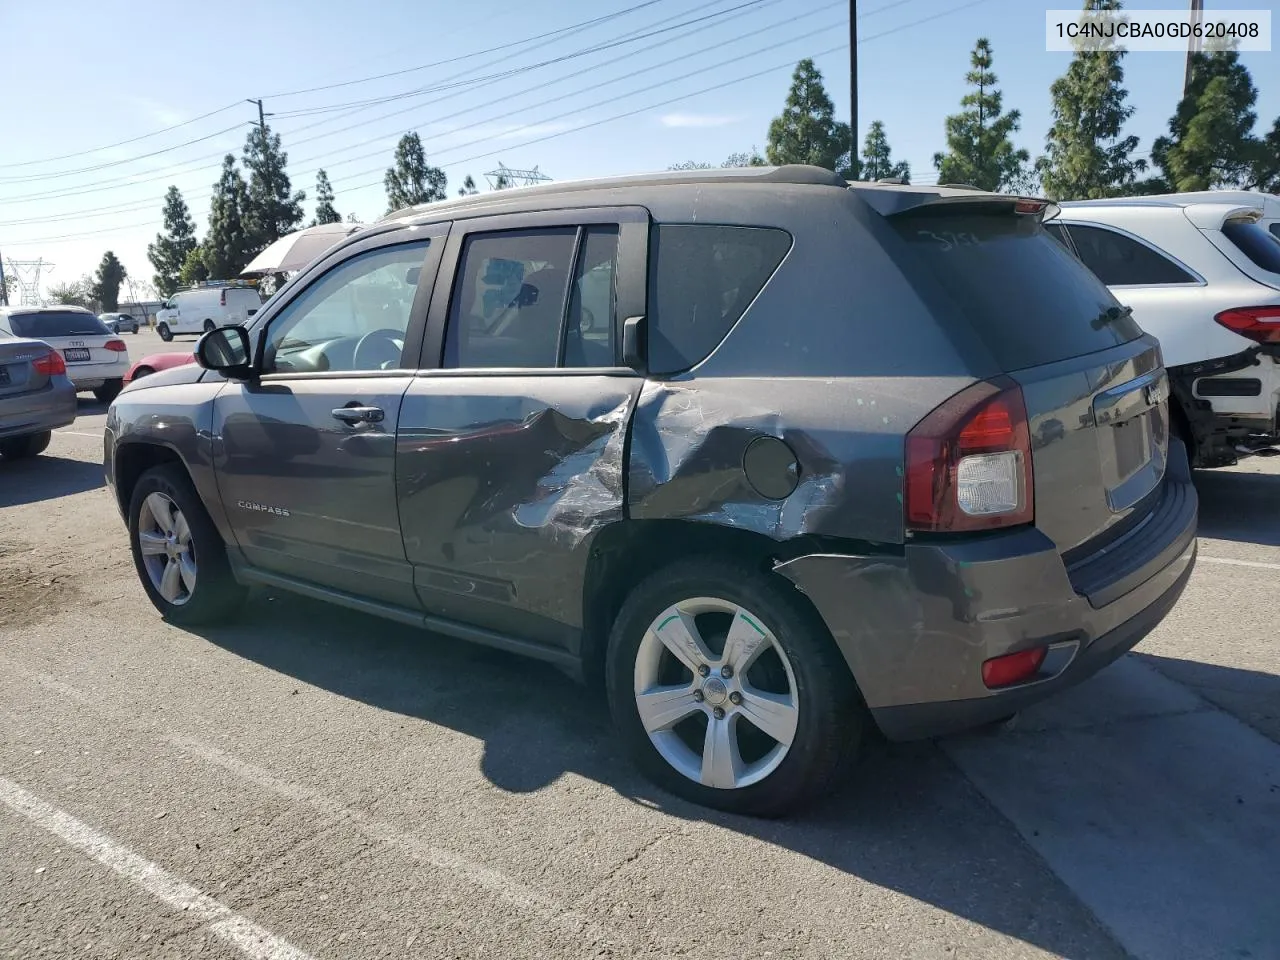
[1062, 224, 1196, 285]
[8, 312, 109, 337]
[1222, 219, 1280, 274]
[647, 224, 791, 375]
[1044, 221, 1072, 251]
[565, 227, 619, 368]
[264, 242, 428, 374]
[1270, 223, 1280, 241]
[446, 229, 577, 369]
[891, 213, 1143, 370]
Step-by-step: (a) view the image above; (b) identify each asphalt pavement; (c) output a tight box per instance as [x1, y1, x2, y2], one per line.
[1, 332, 1276, 959]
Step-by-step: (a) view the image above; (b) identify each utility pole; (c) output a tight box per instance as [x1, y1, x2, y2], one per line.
[247, 98, 276, 240]
[1183, 0, 1204, 98]
[0, 251, 8, 306]
[849, 0, 858, 177]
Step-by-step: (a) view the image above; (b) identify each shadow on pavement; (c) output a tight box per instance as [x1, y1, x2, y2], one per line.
[0, 454, 103, 507]
[199, 592, 1126, 960]
[1194, 468, 1280, 546]
[1137, 652, 1280, 744]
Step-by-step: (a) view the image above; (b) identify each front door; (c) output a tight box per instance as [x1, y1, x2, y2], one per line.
[396, 208, 649, 652]
[213, 232, 445, 606]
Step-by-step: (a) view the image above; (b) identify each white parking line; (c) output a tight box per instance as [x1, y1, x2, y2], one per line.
[1199, 555, 1280, 572]
[55, 431, 104, 439]
[0, 776, 318, 960]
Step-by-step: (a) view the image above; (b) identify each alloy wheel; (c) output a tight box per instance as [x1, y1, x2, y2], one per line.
[634, 597, 799, 790]
[137, 492, 197, 605]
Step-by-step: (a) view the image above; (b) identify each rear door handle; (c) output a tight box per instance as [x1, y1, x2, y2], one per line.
[332, 405, 385, 425]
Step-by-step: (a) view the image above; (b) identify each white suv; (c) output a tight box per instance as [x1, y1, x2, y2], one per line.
[1047, 197, 1280, 467]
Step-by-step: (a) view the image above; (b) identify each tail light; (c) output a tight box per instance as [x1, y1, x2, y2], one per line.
[32, 350, 67, 376]
[104, 339, 128, 352]
[1215, 306, 1280, 344]
[905, 377, 1034, 533]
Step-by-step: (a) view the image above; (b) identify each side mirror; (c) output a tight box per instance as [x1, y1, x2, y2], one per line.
[621, 315, 646, 372]
[195, 326, 254, 379]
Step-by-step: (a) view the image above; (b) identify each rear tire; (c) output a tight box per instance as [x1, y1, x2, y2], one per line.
[0, 431, 52, 459]
[94, 380, 123, 403]
[128, 464, 246, 626]
[606, 558, 865, 818]
[157, 323, 172, 342]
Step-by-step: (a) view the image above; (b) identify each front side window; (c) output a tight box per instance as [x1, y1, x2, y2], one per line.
[263, 242, 429, 374]
[445, 226, 620, 369]
[1062, 224, 1196, 286]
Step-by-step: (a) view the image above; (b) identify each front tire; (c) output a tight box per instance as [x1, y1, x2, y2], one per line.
[157, 323, 172, 342]
[606, 558, 864, 817]
[94, 380, 123, 403]
[128, 464, 246, 625]
[0, 431, 52, 459]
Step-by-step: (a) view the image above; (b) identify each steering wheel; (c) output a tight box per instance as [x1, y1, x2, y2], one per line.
[353, 328, 404, 370]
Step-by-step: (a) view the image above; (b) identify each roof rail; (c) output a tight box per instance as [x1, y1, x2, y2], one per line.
[935, 182, 984, 191]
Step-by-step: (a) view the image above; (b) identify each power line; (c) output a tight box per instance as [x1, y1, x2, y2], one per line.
[0, 102, 242, 171]
[0, 0, 759, 205]
[4, 0, 986, 245]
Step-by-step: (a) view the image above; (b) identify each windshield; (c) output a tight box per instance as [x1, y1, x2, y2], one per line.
[891, 211, 1143, 370]
[9, 312, 110, 338]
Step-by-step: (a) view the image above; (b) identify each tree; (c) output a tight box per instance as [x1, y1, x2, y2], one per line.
[203, 155, 257, 279]
[347, 212, 361, 224]
[668, 160, 714, 171]
[242, 124, 305, 252]
[933, 39, 1030, 192]
[1252, 117, 1280, 192]
[146, 186, 199, 298]
[91, 251, 128, 312]
[458, 175, 479, 197]
[1036, 0, 1145, 200]
[860, 121, 910, 182]
[313, 169, 341, 225]
[1151, 47, 1260, 191]
[179, 247, 209, 287]
[47, 278, 95, 310]
[384, 132, 447, 213]
[723, 148, 767, 167]
[2, 271, 16, 303]
[766, 59, 852, 174]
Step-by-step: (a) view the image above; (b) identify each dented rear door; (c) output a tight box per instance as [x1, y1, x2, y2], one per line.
[396, 206, 649, 650]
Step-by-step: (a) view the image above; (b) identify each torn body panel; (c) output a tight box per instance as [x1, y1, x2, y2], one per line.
[396, 374, 642, 650]
[626, 376, 974, 546]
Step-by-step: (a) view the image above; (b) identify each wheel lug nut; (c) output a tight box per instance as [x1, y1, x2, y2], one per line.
[693, 689, 704, 702]
[713, 707, 725, 720]
[729, 691, 742, 705]
[698, 664, 710, 677]
[720, 665, 733, 679]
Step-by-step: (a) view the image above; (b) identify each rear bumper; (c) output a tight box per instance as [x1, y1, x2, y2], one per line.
[775, 442, 1199, 742]
[0, 381, 77, 438]
[66, 360, 128, 389]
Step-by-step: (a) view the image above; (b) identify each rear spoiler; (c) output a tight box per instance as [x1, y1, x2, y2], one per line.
[1181, 203, 1264, 230]
[850, 185, 1060, 223]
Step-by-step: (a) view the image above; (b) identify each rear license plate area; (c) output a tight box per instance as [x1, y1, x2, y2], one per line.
[63, 348, 91, 363]
[1113, 414, 1151, 481]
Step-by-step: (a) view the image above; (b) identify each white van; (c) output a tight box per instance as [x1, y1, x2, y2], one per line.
[155, 284, 263, 341]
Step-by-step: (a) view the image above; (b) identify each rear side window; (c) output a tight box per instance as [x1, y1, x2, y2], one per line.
[8, 312, 109, 338]
[1270, 223, 1280, 241]
[647, 224, 791, 375]
[1061, 224, 1196, 285]
[1221, 219, 1280, 274]
[892, 213, 1143, 370]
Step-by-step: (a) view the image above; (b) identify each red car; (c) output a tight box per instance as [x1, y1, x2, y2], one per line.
[124, 351, 196, 384]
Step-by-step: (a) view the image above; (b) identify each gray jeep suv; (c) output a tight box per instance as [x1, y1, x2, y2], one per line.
[105, 166, 1198, 816]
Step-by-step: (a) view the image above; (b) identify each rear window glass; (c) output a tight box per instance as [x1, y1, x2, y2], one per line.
[8, 312, 109, 338]
[892, 213, 1143, 370]
[647, 224, 791, 375]
[1222, 219, 1280, 274]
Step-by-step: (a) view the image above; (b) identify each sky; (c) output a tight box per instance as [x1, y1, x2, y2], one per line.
[1, 0, 1276, 301]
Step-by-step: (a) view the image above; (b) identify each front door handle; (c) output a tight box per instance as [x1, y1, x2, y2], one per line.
[332, 405, 385, 425]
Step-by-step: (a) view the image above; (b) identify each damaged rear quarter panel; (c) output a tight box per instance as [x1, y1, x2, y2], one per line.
[627, 375, 973, 545]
